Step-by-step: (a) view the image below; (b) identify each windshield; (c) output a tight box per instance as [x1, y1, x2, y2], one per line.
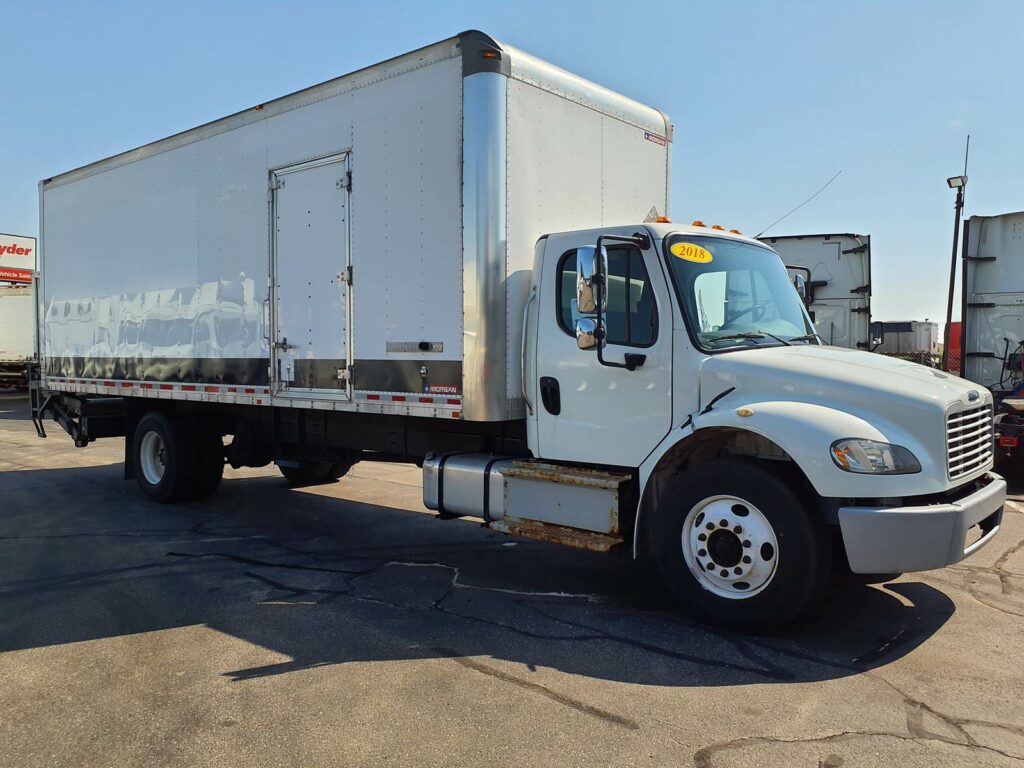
[664, 234, 816, 350]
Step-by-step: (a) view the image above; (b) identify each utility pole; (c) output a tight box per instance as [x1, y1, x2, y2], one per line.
[942, 136, 970, 372]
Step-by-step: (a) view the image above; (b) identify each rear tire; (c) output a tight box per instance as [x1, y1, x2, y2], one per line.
[279, 461, 337, 486]
[189, 421, 224, 499]
[652, 459, 830, 633]
[132, 412, 199, 503]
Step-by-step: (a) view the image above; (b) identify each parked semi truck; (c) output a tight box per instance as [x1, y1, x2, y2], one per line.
[32, 31, 1005, 631]
[0, 285, 34, 387]
[961, 210, 1024, 472]
[758, 233, 872, 349]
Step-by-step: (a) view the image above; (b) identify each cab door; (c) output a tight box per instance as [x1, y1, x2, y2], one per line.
[532, 230, 673, 467]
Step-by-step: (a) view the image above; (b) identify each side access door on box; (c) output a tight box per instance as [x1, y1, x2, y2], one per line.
[270, 152, 352, 397]
[759, 233, 871, 349]
[962, 211, 1024, 392]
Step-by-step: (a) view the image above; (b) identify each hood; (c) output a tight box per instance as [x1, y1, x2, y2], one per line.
[699, 345, 987, 427]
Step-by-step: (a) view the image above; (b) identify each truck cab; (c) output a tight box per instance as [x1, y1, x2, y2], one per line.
[508, 221, 1005, 629]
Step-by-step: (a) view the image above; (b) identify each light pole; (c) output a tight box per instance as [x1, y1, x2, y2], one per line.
[942, 174, 967, 372]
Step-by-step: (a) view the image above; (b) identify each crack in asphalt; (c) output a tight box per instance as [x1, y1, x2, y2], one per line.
[947, 532, 1024, 617]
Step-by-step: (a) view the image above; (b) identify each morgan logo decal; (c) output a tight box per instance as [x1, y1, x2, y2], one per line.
[644, 132, 667, 146]
[425, 384, 459, 395]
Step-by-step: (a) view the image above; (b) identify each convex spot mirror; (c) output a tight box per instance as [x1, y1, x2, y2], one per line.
[576, 317, 598, 350]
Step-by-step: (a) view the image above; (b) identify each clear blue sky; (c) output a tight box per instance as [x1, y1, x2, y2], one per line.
[3, 0, 1022, 323]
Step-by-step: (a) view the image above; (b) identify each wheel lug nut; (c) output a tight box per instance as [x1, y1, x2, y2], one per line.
[705, 562, 715, 571]
[733, 525, 742, 534]
[706, 523, 715, 531]
[719, 519, 728, 527]
[698, 548, 707, 557]
[698, 533, 707, 541]
[742, 540, 751, 548]
[720, 569, 729, 577]
[742, 555, 751, 564]
[733, 567, 742, 575]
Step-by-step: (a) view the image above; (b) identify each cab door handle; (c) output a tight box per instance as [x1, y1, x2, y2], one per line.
[539, 376, 561, 415]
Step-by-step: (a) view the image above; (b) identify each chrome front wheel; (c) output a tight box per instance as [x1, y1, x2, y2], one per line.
[681, 495, 780, 599]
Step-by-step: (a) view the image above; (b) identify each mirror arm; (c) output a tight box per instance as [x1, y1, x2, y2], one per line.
[593, 232, 651, 371]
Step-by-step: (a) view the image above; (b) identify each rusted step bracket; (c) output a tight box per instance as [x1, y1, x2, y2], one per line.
[489, 518, 624, 553]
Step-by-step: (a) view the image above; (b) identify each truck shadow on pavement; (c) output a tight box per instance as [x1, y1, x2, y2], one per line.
[0, 462, 956, 690]
[0, 392, 30, 421]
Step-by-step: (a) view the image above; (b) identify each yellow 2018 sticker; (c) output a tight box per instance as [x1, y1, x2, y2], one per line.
[670, 242, 713, 263]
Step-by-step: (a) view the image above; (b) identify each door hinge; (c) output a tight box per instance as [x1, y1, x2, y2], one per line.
[337, 170, 352, 191]
[338, 265, 353, 285]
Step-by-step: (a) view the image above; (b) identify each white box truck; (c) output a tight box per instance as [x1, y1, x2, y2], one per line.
[758, 233, 872, 349]
[33, 31, 1005, 630]
[962, 210, 1024, 470]
[0, 285, 34, 386]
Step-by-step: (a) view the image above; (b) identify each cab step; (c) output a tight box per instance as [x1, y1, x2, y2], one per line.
[489, 517, 624, 553]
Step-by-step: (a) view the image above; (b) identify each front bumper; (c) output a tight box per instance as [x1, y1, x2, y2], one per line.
[838, 472, 1005, 574]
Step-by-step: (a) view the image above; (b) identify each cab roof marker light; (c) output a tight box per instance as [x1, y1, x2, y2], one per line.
[692, 220, 705, 227]
[711, 225, 725, 231]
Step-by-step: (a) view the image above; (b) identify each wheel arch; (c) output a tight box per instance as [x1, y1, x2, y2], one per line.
[633, 426, 820, 559]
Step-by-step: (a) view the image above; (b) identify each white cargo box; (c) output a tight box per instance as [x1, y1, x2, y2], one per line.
[758, 233, 871, 349]
[0, 285, 34, 364]
[39, 31, 671, 421]
[963, 211, 1024, 390]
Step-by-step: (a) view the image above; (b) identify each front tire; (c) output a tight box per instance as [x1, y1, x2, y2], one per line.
[652, 459, 830, 632]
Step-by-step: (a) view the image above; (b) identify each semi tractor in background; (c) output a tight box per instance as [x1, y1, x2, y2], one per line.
[0, 233, 37, 387]
[961, 210, 1024, 473]
[31, 31, 1005, 631]
[758, 233, 872, 349]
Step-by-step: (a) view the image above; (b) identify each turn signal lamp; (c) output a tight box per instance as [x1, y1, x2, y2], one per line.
[692, 220, 705, 227]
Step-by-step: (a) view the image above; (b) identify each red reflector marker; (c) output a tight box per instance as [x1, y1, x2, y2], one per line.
[999, 436, 1019, 448]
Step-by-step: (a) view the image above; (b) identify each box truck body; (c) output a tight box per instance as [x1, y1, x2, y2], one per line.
[33, 32, 1004, 631]
[0, 285, 34, 385]
[757, 233, 871, 349]
[38, 32, 669, 422]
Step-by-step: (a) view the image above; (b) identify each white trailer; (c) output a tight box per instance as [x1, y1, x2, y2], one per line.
[34, 31, 1005, 631]
[870, 320, 939, 358]
[961, 210, 1024, 467]
[758, 233, 871, 349]
[0, 285, 34, 386]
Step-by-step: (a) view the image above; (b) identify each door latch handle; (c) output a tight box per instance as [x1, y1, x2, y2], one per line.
[539, 376, 561, 415]
[275, 338, 293, 351]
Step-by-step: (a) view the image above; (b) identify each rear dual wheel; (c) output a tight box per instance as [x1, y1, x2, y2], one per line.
[133, 412, 223, 502]
[278, 459, 351, 486]
[653, 460, 830, 633]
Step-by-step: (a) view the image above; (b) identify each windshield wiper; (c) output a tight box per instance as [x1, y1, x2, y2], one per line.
[708, 331, 791, 347]
[788, 333, 821, 344]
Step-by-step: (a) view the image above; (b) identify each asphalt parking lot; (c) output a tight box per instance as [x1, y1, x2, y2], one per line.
[1, 392, 1023, 767]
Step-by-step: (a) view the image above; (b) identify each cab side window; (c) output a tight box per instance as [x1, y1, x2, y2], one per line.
[557, 246, 657, 347]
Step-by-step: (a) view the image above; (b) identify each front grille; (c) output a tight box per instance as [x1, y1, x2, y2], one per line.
[947, 403, 994, 480]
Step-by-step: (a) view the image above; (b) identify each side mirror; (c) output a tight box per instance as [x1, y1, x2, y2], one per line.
[576, 317, 598, 349]
[576, 246, 608, 314]
[793, 272, 808, 301]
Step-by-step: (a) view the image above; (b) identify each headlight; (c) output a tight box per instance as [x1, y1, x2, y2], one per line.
[830, 439, 921, 474]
